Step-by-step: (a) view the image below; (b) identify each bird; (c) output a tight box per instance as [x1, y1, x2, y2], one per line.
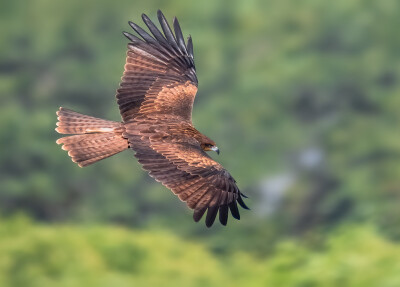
[55, 10, 248, 227]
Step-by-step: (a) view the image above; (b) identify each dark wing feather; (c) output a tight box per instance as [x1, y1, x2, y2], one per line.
[206, 205, 219, 228]
[128, 21, 157, 44]
[219, 204, 229, 226]
[141, 14, 168, 45]
[157, 10, 179, 49]
[117, 10, 197, 122]
[186, 35, 194, 60]
[173, 17, 188, 54]
[122, 32, 143, 43]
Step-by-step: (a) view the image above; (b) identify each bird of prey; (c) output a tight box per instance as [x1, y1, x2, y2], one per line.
[55, 10, 248, 227]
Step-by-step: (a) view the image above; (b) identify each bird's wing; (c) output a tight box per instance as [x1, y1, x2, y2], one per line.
[128, 128, 249, 227]
[117, 10, 197, 123]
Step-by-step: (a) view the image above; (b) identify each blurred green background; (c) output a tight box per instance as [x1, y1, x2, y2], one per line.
[1, 0, 400, 286]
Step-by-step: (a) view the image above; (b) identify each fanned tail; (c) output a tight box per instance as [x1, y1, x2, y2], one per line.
[55, 107, 128, 167]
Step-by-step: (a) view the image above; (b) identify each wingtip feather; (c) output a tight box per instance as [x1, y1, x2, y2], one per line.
[229, 201, 241, 220]
[205, 206, 218, 227]
[193, 208, 206, 222]
[219, 204, 228, 226]
[123, 31, 140, 42]
[237, 195, 250, 210]
[173, 17, 187, 52]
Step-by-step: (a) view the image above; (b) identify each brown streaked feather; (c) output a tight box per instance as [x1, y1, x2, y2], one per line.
[194, 188, 217, 210]
[56, 107, 129, 167]
[57, 132, 128, 167]
[205, 191, 222, 227]
[150, 141, 224, 174]
[137, 80, 197, 123]
[56, 108, 121, 134]
[179, 182, 208, 202]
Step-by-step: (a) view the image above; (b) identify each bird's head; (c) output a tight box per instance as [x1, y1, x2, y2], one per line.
[200, 138, 219, 155]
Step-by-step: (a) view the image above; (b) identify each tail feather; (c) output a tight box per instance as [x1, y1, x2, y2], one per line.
[56, 108, 121, 134]
[56, 107, 128, 167]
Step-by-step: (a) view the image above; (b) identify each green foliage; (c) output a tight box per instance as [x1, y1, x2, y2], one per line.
[0, 216, 400, 287]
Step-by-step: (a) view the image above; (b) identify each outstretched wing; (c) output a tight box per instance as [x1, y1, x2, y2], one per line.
[129, 129, 249, 227]
[119, 11, 248, 226]
[117, 10, 197, 123]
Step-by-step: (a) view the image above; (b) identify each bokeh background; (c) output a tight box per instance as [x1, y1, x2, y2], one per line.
[1, 0, 400, 286]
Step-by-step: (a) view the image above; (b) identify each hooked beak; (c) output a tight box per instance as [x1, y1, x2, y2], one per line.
[211, 146, 220, 155]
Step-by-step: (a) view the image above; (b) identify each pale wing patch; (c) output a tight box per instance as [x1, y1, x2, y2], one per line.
[151, 141, 223, 172]
[139, 81, 197, 123]
[85, 128, 115, 133]
[128, 46, 167, 64]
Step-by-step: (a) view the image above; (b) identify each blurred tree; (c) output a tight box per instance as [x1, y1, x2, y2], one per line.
[0, 0, 399, 252]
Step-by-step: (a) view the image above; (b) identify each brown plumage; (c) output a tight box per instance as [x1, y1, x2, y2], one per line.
[56, 10, 248, 227]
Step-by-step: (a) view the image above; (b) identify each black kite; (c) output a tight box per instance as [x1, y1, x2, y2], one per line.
[56, 10, 248, 227]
